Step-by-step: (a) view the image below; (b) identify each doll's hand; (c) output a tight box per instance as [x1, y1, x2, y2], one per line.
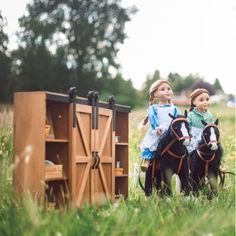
[156, 128, 163, 136]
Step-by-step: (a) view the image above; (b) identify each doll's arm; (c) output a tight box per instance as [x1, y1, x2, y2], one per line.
[147, 105, 160, 130]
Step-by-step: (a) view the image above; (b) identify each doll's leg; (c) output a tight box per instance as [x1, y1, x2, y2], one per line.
[140, 149, 153, 172]
[141, 159, 150, 172]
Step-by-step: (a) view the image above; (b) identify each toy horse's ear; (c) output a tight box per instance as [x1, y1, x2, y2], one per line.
[201, 120, 208, 126]
[214, 118, 219, 125]
[169, 113, 175, 119]
[184, 110, 188, 118]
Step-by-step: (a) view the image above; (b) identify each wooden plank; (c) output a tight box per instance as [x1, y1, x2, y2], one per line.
[73, 103, 93, 207]
[115, 142, 128, 146]
[98, 115, 112, 157]
[98, 164, 110, 200]
[76, 113, 91, 157]
[96, 108, 113, 203]
[74, 156, 92, 163]
[13, 92, 46, 199]
[69, 104, 76, 203]
[76, 162, 91, 207]
[112, 131, 115, 202]
[46, 139, 69, 143]
[97, 156, 112, 163]
[91, 169, 98, 205]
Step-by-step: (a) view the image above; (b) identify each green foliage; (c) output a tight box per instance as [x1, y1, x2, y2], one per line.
[10, 0, 138, 99]
[140, 70, 160, 98]
[12, 44, 73, 93]
[140, 72, 225, 101]
[0, 13, 12, 102]
[168, 72, 198, 93]
[214, 78, 224, 93]
[0, 13, 8, 52]
[191, 79, 216, 95]
[0, 105, 235, 235]
[99, 75, 140, 107]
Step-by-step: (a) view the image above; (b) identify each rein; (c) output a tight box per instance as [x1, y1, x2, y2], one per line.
[196, 149, 215, 177]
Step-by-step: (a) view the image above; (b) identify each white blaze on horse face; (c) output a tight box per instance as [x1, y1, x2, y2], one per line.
[210, 127, 218, 150]
[180, 122, 190, 146]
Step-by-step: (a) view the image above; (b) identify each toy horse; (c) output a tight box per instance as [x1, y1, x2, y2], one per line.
[190, 119, 222, 198]
[143, 111, 191, 197]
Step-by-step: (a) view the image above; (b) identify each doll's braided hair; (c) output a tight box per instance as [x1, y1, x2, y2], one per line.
[189, 88, 209, 111]
[139, 80, 172, 127]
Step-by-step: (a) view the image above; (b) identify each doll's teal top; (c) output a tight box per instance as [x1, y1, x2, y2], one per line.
[187, 108, 215, 152]
[188, 108, 214, 128]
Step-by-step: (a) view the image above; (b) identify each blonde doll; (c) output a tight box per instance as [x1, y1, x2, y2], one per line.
[139, 80, 181, 172]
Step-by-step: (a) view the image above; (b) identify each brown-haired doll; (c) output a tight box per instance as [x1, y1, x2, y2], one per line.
[187, 88, 226, 172]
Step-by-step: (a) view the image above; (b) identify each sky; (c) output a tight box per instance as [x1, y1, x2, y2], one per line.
[1, 0, 236, 94]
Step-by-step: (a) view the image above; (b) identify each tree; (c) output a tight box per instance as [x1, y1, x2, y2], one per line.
[214, 78, 224, 93]
[98, 74, 140, 107]
[0, 12, 12, 102]
[184, 74, 197, 92]
[14, 0, 137, 96]
[191, 79, 215, 95]
[168, 73, 183, 93]
[168, 73, 197, 93]
[141, 70, 160, 98]
[12, 44, 72, 92]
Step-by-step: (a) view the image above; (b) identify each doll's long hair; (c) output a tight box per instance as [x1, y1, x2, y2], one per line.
[139, 80, 172, 128]
[189, 88, 209, 111]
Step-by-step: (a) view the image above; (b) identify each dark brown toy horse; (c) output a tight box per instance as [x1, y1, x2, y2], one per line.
[142, 111, 191, 197]
[190, 119, 222, 198]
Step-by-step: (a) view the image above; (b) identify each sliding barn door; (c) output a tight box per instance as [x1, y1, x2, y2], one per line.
[70, 104, 114, 207]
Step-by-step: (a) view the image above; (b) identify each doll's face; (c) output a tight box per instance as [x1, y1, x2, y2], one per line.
[153, 83, 173, 103]
[193, 92, 210, 112]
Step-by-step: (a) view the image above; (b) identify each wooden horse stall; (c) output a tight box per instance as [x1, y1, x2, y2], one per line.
[13, 91, 130, 209]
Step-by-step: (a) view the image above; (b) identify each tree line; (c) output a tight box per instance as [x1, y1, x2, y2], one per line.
[0, 1, 224, 108]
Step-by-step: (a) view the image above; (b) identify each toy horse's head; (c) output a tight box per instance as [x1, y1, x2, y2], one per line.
[201, 119, 220, 151]
[169, 110, 191, 146]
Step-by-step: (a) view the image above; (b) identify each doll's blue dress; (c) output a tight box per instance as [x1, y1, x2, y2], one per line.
[140, 104, 181, 160]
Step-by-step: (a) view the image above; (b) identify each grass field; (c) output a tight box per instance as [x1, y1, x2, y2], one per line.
[0, 104, 235, 236]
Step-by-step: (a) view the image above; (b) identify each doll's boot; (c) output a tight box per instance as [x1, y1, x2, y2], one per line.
[219, 164, 227, 172]
[141, 159, 150, 172]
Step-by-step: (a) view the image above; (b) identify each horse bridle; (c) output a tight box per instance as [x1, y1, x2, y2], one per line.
[201, 123, 219, 147]
[170, 117, 191, 141]
[197, 124, 219, 176]
[160, 117, 190, 174]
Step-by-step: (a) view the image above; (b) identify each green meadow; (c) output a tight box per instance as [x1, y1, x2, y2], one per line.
[0, 105, 235, 236]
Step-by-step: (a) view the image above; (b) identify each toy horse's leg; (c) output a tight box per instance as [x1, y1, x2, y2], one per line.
[207, 169, 218, 199]
[153, 148, 162, 195]
[178, 160, 190, 196]
[191, 169, 202, 197]
[154, 167, 162, 196]
[190, 154, 201, 196]
[162, 167, 173, 196]
[144, 164, 153, 197]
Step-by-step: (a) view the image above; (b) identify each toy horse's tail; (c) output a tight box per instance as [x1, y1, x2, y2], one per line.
[138, 173, 146, 192]
[138, 161, 155, 196]
[138, 160, 146, 192]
